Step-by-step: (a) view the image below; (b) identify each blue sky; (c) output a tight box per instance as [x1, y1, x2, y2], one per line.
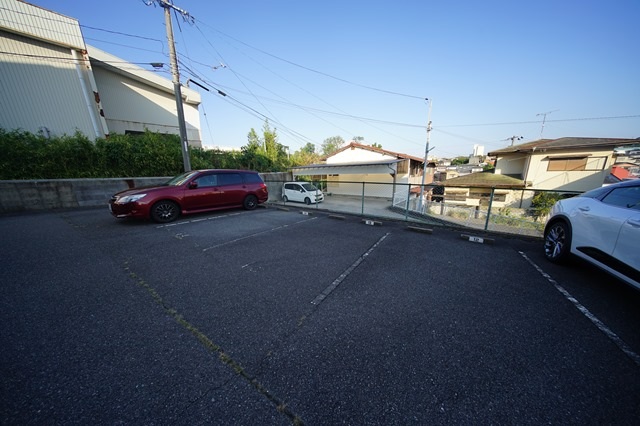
[28, 0, 640, 158]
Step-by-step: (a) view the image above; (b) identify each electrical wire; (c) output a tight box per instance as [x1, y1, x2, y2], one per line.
[190, 23, 425, 147]
[175, 62, 320, 146]
[80, 25, 163, 43]
[438, 115, 640, 128]
[0, 50, 163, 67]
[195, 20, 426, 100]
[84, 38, 167, 55]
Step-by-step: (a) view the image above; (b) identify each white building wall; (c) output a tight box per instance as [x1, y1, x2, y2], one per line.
[90, 51, 202, 147]
[0, 29, 96, 137]
[524, 148, 613, 191]
[473, 144, 485, 156]
[327, 173, 396, 198]
[495, 155, 527, 177]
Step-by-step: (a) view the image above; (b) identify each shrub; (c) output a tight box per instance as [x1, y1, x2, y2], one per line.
[531, 191, 563, 221]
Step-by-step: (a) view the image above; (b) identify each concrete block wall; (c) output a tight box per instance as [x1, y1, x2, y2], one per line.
[0, 172, 292, 213]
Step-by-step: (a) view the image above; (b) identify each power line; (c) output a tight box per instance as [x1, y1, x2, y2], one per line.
[80, 25, 164, 43]
[437, 115, 640, 128]
[195, 20, 426, 100]
[0, 50, 165, 67]
[84, 38, 166, 55]
[188, 24, 426, 147]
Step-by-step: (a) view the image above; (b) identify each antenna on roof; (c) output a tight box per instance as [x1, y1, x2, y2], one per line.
[536, 110, 559, 139]
[502, 135, 523, 146]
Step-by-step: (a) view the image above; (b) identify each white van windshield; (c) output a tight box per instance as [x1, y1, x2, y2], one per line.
[301, 183, 318, 191]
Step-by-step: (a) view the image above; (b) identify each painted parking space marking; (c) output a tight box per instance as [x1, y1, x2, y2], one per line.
[519, 251, 640, 368]
[156, 212, 245, 228]
[311, 232, 391, 306]
[202, 217, 318, 252]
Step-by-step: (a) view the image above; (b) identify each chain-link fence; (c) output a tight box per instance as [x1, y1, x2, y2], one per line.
[263, 177, 581, 238]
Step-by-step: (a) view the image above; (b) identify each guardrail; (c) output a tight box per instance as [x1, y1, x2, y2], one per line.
[264, 179, 581, 238]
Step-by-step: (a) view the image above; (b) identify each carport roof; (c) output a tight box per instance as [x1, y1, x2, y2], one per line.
[292, 159, 404, 171]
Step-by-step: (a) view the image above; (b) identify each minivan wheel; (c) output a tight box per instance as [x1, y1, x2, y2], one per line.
[151, 200, 180, 223]
[544, 220, 571, 263]
[304, 197, 311, 205]
[244, 194, 258, 210]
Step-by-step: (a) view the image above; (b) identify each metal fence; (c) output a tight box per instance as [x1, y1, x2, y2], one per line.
[264, 178, 582, 238]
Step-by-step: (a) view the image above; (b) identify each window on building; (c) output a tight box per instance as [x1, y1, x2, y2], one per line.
[546, 156, 607, 172]
[547, 157, 587, 171]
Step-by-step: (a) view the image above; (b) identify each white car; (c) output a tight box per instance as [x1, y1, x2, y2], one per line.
[282, 182, 324, 205]
[543, 179, 640, 290]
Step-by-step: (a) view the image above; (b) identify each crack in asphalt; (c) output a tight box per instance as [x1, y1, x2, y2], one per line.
[123, 260, 305, 425]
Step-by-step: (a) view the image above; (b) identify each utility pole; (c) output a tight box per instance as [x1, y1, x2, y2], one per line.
[147, 0, 192, 172]
[506, 135, 523, 146]
[536, 110, 558, 140]
[418, 98, 433, 211]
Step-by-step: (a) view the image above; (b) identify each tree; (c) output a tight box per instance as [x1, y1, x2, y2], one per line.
[301, 142, 316, 154]
[245, 128, 262, 153]
[531, 191, 563, 221]
[262, 120, 278, 164]
[371, 142, 382, 149]
[451, 156, 469, 165]
[321, 136, 345, 156]
[242, 120, 289, 171]
[291, 143, 320, 166]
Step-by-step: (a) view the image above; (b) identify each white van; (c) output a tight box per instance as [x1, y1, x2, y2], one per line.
[282, 182, 324, 205]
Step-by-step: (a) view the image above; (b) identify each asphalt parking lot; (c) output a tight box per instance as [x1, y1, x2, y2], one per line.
[2, 206, 639, 425]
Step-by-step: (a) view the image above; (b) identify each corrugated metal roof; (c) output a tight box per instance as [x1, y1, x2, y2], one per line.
[0, 0, 84, 50]
[292, 159, 404, 170]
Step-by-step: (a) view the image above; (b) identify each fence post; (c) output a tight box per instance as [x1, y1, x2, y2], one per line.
[484, 187, 495, 231]
[361, 182, 365, 215]
[405, 184, 411, 220]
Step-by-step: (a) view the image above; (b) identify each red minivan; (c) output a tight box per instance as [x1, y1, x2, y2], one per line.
[109, 169, 269, 223]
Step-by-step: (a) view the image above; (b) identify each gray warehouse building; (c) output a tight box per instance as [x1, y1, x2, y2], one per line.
[0, 0, 202, 146]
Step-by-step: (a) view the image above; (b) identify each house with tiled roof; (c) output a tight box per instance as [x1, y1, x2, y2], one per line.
[427, 137, 639, 210]
[430, 170, 529, 209]
[488, 137, 639, 192]
[290, 142, 431, 199]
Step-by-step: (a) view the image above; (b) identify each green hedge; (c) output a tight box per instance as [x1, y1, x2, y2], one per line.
[0, 129, 278, 179]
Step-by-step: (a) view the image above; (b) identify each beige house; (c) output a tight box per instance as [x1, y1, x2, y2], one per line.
[428, 137, 639, 211]
[290, 142, 430, 200]
[488, 137, 639, 192]
[436, 172, 528, 209]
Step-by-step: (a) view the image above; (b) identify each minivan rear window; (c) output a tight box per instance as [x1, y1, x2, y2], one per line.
[243, 173, 264, 184]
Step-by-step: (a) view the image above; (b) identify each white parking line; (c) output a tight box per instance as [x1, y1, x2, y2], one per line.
[311, 232, 391, 306]
[156, 212, 244, 228]
[519, 251, 640, 368]
[202, 217, 318, 252]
